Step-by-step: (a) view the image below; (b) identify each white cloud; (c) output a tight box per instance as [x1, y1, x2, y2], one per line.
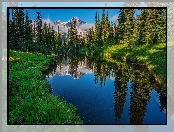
[110, 14, 119, 22]
[32, 18, 93, 33]
[78, 23, 95, 31]
[42, 18, 68, 33]
[42, 18, 55, 29]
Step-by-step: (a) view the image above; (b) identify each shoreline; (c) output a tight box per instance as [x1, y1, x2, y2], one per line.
[9, 50, 83, 124]
[102, 43, 166, 95]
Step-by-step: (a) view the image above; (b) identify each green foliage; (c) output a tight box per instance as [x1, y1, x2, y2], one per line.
[130, 9, 166, 45]
[130, 10, 146, 45]
[9, 51, 83, 124]
[157, 9, 166, 43]
[9, 9, 64, 55]
[24, 10, 33, 52]
[67, 20, 78, 52]
[8, 8, 166, 54]
[116, 9, 127, 44]
[35, 12, 43, 52]
[103, 43, 166, 94]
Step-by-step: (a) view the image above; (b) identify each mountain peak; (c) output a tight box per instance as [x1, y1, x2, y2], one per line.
[70, 16, 81, 22]
[52, 17, 89, 42]
[69, 17, 87, 26]
[72, 16, 78, 19]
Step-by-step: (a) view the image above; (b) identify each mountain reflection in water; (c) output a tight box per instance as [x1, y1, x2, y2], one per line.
[46, 60, 93, 79]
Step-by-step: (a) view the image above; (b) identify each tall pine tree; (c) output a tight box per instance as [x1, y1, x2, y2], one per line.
[131, 9, 147, 45]
[24, 10, 33, 52]
[17, 9, 25, 51]
[124, 9, 135, 45]
[35, 12, 43, 52]
[116, 9, 127, 44]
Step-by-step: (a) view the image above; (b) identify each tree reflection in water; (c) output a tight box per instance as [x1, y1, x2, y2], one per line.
[44, 51, 166, 124]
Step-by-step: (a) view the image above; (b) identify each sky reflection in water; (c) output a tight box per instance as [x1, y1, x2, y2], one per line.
[46, 55, 166, 124]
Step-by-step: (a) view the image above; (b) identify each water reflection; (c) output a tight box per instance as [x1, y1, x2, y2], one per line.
[45, 52, 166, 124]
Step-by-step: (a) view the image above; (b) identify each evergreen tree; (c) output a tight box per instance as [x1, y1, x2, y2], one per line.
[130, 9, 147, 45]
[63, 39, 68, 51]
[35, 12, 43, 52]
[113, 23, 117, 42]
[108, 21, 114, 44]
[67, 20, 78, 50]
[33, 20, 36, 46]
[98, 22, 103, 46]
[72, 20, 78, 49]
[67, 25, 73, 49]
[47, 23, 52, 53]
[130, 9, 166, 45]
[101, 9, 106, 29]
[87, 28, 93, 49]
[56, 26, 62, 51]
[93, 12, 100, 46]
[144, 9, 164, 44]
[116, 9, 127, 44]
[95, 11, 98, 25]
[24, 10, 33, 52]
[153, 9, 166, 43]
[50, 26, 57, 53]
[145, 9, 157, 44]
[9, 10, 15, 49]
[17, 9, 25, 51]
[124, 9, 135, 45]
[42, 22, 48, 53]
[93, 25, 98, 46]
[12, 9, 20, 50]
[101, 10, 107, 44]
[91, 27, 95, 50]
[105, 11, 110, 43]
[116, 9, 135, 44]
[158, 9, 166, 43]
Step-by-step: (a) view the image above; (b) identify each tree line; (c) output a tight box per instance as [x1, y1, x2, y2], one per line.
[8, 8, 166, 54]
[85, 9, 166, 48]
[9, 9, 63, 54]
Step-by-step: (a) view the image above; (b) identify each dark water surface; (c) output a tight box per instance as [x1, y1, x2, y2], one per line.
[45, 53, 166, 124]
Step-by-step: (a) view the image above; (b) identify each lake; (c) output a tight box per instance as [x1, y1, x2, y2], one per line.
[45, 53, 166, 124]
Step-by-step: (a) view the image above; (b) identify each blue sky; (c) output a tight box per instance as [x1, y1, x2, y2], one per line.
[3, 2, 145, 24]
[8, 9, 141, 24]
[2, 2, 146, 23]
[5, 2, 142, 31]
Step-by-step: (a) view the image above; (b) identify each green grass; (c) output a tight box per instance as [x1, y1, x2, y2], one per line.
[102, 43, 166, 93]
[9, 50, 83, 124]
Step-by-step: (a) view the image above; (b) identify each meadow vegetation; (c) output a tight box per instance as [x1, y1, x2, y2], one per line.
[9, 50, 83, 124]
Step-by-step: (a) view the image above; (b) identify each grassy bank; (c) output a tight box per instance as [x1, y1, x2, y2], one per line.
[80, 43, 166, 94]
[102, 43, 166, 93]
[9, 50, 83, 124]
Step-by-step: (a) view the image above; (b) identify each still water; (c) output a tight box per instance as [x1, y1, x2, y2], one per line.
[45, 53, 166, 124]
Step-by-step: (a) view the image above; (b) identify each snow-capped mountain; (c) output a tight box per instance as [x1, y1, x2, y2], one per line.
[66, 16, 87, 27]
[53, 17, 89, 41]
[54, 16, 87, 28]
